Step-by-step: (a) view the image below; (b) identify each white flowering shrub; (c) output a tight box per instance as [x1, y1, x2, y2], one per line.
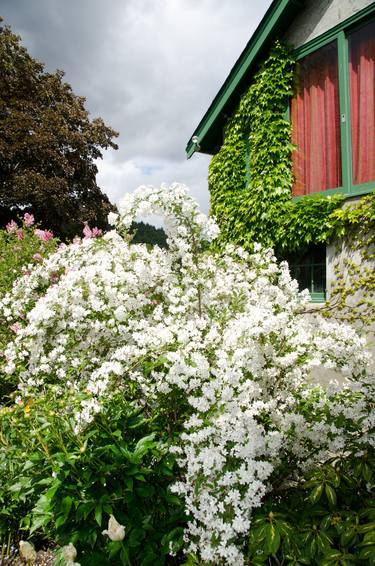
[1, 183, 373, 565]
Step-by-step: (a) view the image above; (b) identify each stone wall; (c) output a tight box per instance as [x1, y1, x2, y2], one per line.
[284, 0, 373, 48]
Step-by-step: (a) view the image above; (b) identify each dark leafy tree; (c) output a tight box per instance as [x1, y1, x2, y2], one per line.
[130, 221, 167, 248]
[0, 18, 119, 239]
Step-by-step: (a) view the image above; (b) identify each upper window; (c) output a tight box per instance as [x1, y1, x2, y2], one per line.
[291, 17, 375, 197]
[349, 20, 375, 186]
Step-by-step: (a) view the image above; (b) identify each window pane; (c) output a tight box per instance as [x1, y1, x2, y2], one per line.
[349, 20, 375, 186]
[287, 245, 326, 296]
[291, 42, 342, 195]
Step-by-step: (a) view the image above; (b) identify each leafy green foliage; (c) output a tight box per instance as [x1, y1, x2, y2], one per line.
[246, 452, 375, 565]
[0, 392, 185, 565]
[323, 193, 375, 327]
[130, 221, 167, 248]
[209, 41, 296, 252]
[208, 41, 374, 255]
[0, 18, 118, 240]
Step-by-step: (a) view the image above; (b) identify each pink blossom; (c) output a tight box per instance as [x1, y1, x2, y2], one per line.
[50, 272, 60, 283]
[83, 223, 102, 239]
[10, 322, 21, 334]
[16, 229, 24, 240]
[23, 213, 35, 227]
[33, 253, 43, 262]
[6, 220, 17, 234]
[34, 229, 54, 241]
[92, 227, 103, 237]
[83, 223, 92, 239]
[82, 222, 103, 240]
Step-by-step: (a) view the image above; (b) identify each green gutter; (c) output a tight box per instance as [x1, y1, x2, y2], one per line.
[186, 0, 295, 158]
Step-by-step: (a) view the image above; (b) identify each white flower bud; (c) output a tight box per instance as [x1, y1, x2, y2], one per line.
[102, 514, 126, 541]
[19, 541, 37, 563]
[62, 542, 77, 562]
[107, 212, 119, 226]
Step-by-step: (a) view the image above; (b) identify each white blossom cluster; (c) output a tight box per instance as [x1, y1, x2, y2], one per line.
[0, 183, 373, 565]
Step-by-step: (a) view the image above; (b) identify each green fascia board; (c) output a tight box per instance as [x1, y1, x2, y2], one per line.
[186, 0, 300, 158]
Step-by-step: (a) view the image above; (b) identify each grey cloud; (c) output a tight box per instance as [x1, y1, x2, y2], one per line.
[1, 0, 272, 211]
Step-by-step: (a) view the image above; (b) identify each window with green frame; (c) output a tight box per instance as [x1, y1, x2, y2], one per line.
[290, 11, 375, 199]
[287, 245, 327, 303]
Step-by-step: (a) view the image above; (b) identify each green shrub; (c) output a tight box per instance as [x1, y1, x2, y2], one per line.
[246, 451, 375, 565]
[0, 392, 185, 565]
[0, 215, 57, 401]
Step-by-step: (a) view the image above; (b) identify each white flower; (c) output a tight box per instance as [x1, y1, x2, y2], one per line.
[102, 515, 126, 541]
[2, 183, 373, 566]
[19, 541, 37, 563]
[62, 543, 77, 562]
[107, 212, 119, 226]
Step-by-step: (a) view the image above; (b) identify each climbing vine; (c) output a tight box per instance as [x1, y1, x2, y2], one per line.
[209, 40, 347, 254]
[324, 194, 375, 328]
[208, 40, 374, 327]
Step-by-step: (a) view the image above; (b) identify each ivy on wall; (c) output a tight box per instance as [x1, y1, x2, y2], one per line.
[208, 40, 374, 324]
[324, 194, 375, 328]
[209, 41, 296, 252]
[208, 40, 373, 256]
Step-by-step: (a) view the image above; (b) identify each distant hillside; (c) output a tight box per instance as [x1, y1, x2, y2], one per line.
[130, 221, 167, 248]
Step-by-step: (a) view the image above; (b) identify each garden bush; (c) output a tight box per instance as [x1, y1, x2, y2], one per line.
[0, 214, 58, 400]
[0, 392, 185, 565]
[0, 184, 373, 565]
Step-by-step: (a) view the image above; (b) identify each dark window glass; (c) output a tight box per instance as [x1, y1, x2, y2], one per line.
[286, 245, 326, 296]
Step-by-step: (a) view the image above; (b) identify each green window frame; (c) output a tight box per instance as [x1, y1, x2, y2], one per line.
[285, 245, 327, 303]
[291, 5, 375, 200]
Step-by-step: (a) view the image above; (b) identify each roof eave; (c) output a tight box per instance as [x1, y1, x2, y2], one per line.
[186, 0, 302, 158]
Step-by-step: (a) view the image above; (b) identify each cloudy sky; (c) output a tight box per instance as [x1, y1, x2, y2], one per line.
[1, 0, 272, 215]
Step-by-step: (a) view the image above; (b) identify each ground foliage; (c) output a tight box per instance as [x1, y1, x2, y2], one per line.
[0, 392, 185, 566]
[0, 18, 118, 240]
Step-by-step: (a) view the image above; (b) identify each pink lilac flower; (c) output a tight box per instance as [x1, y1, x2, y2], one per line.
[92, 227, 103, 237]
[33, 253, 43, 262]
[16, 229, 24, 240]
[83, 223, 93, 239]
[83, 223, 102, 239]
[34, 229, 54, 241]
[6, 220, 17, 234]
[23, 213, 35, 227]
[10, 322, 21, 334]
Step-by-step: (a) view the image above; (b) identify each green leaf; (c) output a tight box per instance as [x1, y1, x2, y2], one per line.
[55, 514, 67, 529]
[358, 545, 375, 561]
[95, 504, 102, 526]
[61, 495, 73, 517]
[30, 513, 50, 534]
[134, 434, 156, 459]
[264, 523, 281, 555]
[325, 484, 337, 507]
[310, 484, 324, 504]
